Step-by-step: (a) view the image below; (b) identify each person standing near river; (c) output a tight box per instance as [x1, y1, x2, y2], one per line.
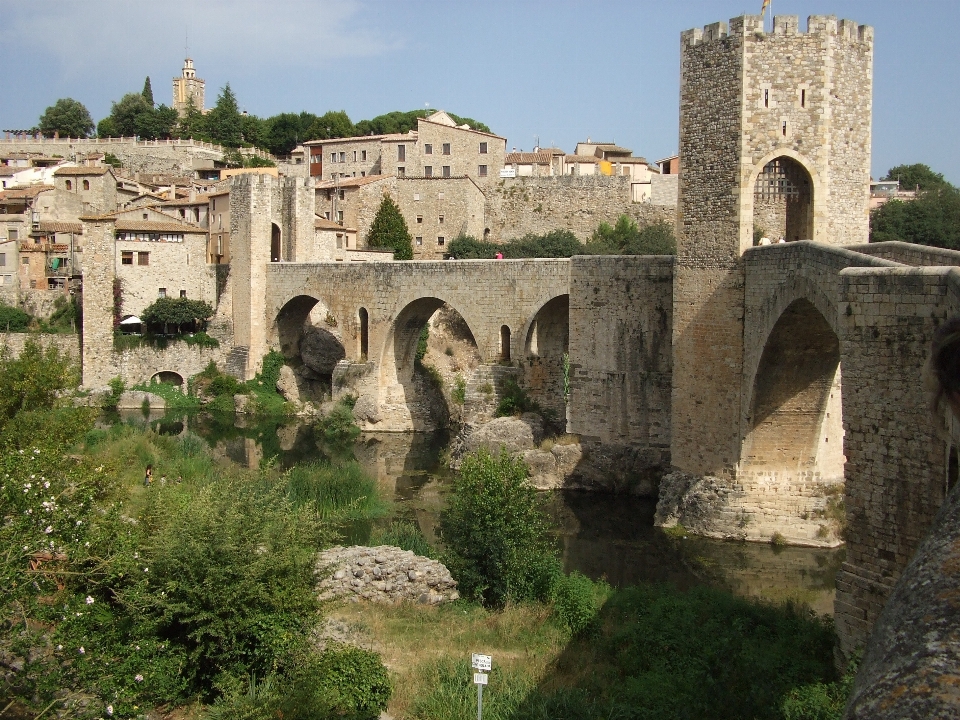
[144, 464, 152, 487]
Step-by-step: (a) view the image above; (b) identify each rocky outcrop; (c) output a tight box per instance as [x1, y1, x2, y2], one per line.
[654, 471, 746, 540]
[317, 545, 459, 605]
[115, 390, 166, 412]
[463, 413, 544, 455]
[276, 365, 300, 403]
[300, 326, 346, 376]
[522, 443, 583, 490]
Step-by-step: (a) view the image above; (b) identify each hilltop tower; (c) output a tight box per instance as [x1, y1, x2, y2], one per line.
[670, 15, 873, 478]
[172, 58, 205, 116]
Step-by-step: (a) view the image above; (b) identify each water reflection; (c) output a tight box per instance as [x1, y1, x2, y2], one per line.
[147, 412, 843, 615]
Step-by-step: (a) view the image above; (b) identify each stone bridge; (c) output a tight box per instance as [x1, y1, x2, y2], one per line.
[258, 259, 571, 431]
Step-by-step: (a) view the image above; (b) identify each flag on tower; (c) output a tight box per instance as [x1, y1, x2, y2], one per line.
[761, 0, 771, 16]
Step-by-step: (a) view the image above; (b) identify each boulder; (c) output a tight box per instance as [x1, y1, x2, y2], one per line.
[300, 326, 346, 375]
[116, 390, 166, 412]
[276, 364, 300, 403]
[352, 393, 380, 424]
[233, 394, 252, 414]
[465, 414, 544, 456]
[522, 449, 562, 489]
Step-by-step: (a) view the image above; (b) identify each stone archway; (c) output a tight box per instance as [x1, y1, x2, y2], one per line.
[753, 156, 814, 242]
[378, 297, 479, 431]
[523, 294, 570, 420]
[273, 294, 345, 391]
[151, 371, 183, 386]
[739, 298, 844, 545]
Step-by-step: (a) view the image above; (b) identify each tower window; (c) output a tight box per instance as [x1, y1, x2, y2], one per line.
[801, 89, 806, 107]
[782, 120, 788, 137]
[764, 89, 769, 108]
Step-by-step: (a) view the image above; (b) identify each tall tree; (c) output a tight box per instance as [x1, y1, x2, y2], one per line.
[176, 95, 209, 141]
[142, 76, 154, 106]
[305, 110, 355, 140]
[108, 93, 153, 137]
[883, 164, 953, 192]
[206, 83, 243, 147]
[37, 98, 94, 138]
[367, 195, 414, 260]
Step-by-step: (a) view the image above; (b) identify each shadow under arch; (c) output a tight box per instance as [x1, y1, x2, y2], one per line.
[741, 298, 843, 478]
[151, 371, 183, 386]
[523, 294, 570, 419]
[379, 297, 479, 431]
[744, 149, 822, 248]
[272, 294, 345, 383]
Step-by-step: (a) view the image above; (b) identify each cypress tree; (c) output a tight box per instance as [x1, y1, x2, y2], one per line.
[367, 194, 414, 260]
[142, 76, 154, 106]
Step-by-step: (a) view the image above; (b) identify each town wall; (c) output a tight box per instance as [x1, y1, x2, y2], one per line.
[649, 174, 678, 207]
[0, 332, 79, 360]
[0, 137, 234, 176]
[483, 176, 675, 243]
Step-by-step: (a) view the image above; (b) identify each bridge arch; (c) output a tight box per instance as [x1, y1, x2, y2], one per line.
[743, 149, 823, 249]
[272, 293, 345, 384]
[522, 294, 570, 419]
[741, 298, 844, 493]
[378, 296, 480, 430]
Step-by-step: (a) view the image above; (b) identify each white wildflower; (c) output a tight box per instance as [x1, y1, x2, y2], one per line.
[44, 526, 53, 534]
[134, 674, 144, 682]
[86, 596, 95, 605]
[78, 646, 85, 654]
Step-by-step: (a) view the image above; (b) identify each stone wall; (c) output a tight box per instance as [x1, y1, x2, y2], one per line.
[846, 240, 960, 268]
[395, 177, 485, 259]
[482, 175, 675, 243]
[0, 137, 227, 176]
[568, 255, 673, 450]
[0, 332, 79, 359]
[115, 233, 214, 317]
[649, 174, 678, 207]
[834, 266, 960, 658]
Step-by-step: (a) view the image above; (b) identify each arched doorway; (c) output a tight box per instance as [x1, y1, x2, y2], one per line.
[524, 294, 570, 419]
[500, 325, 511, 362]
[740, 299, 844, 542]
[151, 371, 183, 386]
[271, 223, 282, 262]
[753, 157, 813, 242]
[359, 307, 369, 360]
[379, 298, 480, 431]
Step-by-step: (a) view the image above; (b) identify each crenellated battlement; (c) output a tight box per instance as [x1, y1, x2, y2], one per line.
[682, 14, 873, 47]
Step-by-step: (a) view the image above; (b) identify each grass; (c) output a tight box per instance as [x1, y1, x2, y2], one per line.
[326, 601, 568, 720]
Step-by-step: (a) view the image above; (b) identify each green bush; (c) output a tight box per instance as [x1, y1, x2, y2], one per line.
[310, 644, 392, 719]
[452, 374, 466, 405]
[0, 338, 77, 430]
[140, 296, 214, 334]
[416, 324, 429, 361]
[439, 448, 560, 606]
[495, 378, 541, 418]
[183, 331, 220, 348]
[0, 303, 32, 331]
[586, 216, 676, 255]
[316, 399, 361, 448]
[781, 655, 859, 720]
[551, 571, 608, 635]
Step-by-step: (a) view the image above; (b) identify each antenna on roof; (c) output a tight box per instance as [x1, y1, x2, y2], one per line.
[185, 28, 189, 58]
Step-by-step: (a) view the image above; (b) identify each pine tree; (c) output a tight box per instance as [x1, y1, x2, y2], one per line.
[207, 83, 243, 147]
[367, 195, 414, 260]
[142, 76, 154, 106]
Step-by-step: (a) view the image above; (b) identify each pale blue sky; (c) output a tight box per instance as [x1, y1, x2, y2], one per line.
[2, 0, 958, 182]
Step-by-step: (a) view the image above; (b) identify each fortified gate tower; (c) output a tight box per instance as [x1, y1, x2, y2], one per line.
[671, 15, 873, 480]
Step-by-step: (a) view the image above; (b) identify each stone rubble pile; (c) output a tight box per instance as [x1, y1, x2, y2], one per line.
[317, 545, 459, 605]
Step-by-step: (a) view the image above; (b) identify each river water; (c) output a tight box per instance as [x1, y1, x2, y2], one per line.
[141, 411, 843, 616]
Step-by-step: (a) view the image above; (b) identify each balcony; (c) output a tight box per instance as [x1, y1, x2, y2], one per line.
[20, 242, 68, 253]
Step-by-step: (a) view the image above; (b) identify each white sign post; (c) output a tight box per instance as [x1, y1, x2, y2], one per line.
[471, 653, 492, 720]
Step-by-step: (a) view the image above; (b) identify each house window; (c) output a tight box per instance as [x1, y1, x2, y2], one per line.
[361, 171, 366, 177]
[121, 251, 133, 265]
[479, 142, 488, 154]
[353, 151, 357, 161]
[416, 236, 423, 246]
[414, 194, 421, 201]
[0, 253, 5, 266]
[138, 251, 149, 265]
[442, 143, 451, 155]
[398, 167, 405, 177]
[479, 165, 488, 177]
[361, 150, 367, 161]
[336, 234, 343, 249]
[439, 214, 444, 224]
[438, 192, 445, 200]
[7, 229, 17, 241]
[437, 236, 445, 246]
[180, 290, 187, 298]
[337, 210, 344, 223]
[331, 152, 336, 163]
[324, 211, 331, 220]
[82, 179, 90, 190]
[158, 288, 166, 298]
[65, 180, 72, 190]
[21, 257, 29, 265]
[339, 152, 346, 162]
[425, 166, 433, 177]
[424, 144, 433, 155]
[417, 215, 423, 224]
[397, 145, 406, 161]
[339, 189, 345, 200]
[442, 166, 451, 177]
[142, 213, 148, 220]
